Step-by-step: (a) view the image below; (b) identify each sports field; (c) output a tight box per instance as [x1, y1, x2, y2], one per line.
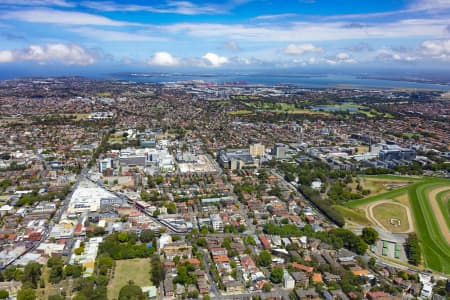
[107, 258, 152, 300]
[345, 176, 450, 274]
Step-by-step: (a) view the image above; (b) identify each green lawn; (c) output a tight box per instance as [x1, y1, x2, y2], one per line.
[334, 205, 372, 225]
[107, 258, 152, 300]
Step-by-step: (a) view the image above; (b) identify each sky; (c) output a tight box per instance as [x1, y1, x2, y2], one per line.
[0, 0, 450, 74]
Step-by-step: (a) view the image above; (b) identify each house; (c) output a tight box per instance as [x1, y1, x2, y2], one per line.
[210, 247, 227, 256]
[292, 262, 313, 273]
[312, 273, 323, 284]
[323, 290, 334, 300]
[164, 278, 173, 297]
[197, 278, 209, 295]
[181, 258, 200, 267]
[224, 281, 245, 293]
[295, 288, 319, 300]
[0, 204, 14, 216]
[284, 271, 295, 289]
[291, 272, 309, 288]
[213, 254, 229, 263]
[331, 290, 350, 300]
[366, 291, 401, 300]
[324, 272, 341, 283]
[351, 269, 370, 277]
[258, 234, 272, 250]
[175, 283, 185, 297]
[162, 242, 192, 260]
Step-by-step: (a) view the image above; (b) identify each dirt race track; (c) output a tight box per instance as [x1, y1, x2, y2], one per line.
[427, 186, 450, 244]
[366, 200, 414, 233]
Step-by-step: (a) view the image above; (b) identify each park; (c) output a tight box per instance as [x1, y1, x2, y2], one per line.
[107, 258, 153, 300]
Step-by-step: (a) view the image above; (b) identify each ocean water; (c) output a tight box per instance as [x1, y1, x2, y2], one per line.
[110, 73, 450, 90]
[1, 69, 450, 90]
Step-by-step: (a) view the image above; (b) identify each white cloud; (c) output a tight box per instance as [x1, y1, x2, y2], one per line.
[376, 48, 419, 62]
[0, 0, 73, 7]
[325, 52, 357, 64]
[201, 52, 229, 67]
[0, 44, 95, 65]
[0, 50, 14, 63]
[2, 8, 138, 26]
[421, 39, 450, 60]
[253, 13, 299, 20]
[284, 43, 324, 55]
[70, 27, 164, 42]
[161, 18, 449, 42]
[81, 0, 246, 15]
[409, 0, 450, 11]
[148, 51, 179, 66]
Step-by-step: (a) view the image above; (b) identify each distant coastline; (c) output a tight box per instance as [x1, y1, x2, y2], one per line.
[1, 72, 450, 91]
[109, 72, 450, 91]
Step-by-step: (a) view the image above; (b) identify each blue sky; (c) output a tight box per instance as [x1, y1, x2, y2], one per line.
[0, 0, 450, 73]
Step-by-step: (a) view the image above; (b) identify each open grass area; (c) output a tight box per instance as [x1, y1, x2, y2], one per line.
[372, 202, 410, 233]
[350, 176, 415, 197]
[334, 205, 372, 226]
[226, 109, 253, 115]
[240, 101, 330, 116]
[344, 176, 450, 274]
[107, 258, 152, 300]
[346, 183, 414, 208]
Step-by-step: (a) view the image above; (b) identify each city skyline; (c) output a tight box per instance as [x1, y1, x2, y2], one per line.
[0, 0, 450, 74]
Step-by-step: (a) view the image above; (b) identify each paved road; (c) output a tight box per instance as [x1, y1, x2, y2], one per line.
[200, 249, 221, 297]
[2, 166, 89, 269]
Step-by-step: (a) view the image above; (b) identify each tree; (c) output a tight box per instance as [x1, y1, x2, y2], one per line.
[361, 227, 379, 245]
[48, 295, 65, 300]
[150, 255, 164, 287]
[270, 267, 284, 283]
[165, 203, 176, 214]
[0, 290, 9, 299]
[23, 262, 42, 288]
[173, 265, 196, 286]
[245, 236, 256, 246]
[49, 263, 64, 284]
[64, 264, 83, 278]
[118, 283, 145, 300]
[47, 256, 63, 268]
[17, 288, 36, 300]
[117, 232, 129, 243]
[258, 250, 272, 267]
[405, 233, 421, 266]
[196, 237, 207, 247]
[140, 229, 154, 243]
